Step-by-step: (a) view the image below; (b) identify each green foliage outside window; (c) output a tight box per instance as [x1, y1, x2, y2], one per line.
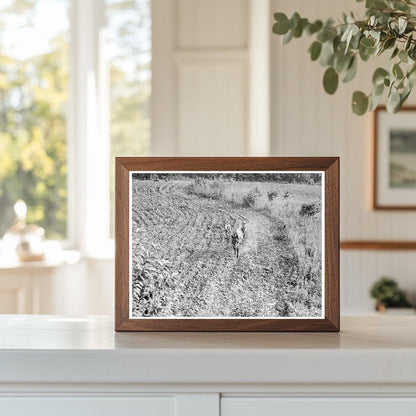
[0, 0, 151, 240]
[0, 0, 69, 238]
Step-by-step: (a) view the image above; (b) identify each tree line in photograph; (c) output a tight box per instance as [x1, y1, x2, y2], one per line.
[133, 172, 322, 184]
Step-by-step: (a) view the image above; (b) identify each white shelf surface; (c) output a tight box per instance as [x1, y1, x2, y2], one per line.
[0, 315, 415, 387]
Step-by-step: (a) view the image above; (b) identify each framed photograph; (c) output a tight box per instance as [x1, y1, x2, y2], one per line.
[373, 106, 416, 209]
[115, 157, 339, 332]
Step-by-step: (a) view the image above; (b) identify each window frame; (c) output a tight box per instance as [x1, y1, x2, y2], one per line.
[67, 0, 112, 257]
[0, 0, 152, 258]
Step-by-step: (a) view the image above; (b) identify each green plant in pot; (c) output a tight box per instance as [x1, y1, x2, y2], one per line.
[272, 0, 416, 115]
[369, 276, 412, 311]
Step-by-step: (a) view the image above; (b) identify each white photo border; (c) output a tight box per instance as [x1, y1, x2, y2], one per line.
[129, 171, 325, 320]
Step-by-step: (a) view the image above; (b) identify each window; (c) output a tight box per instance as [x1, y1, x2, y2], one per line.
[106, 0, 151, 237]
[0, 0, 151, 251]
[0, 0, 70, 239]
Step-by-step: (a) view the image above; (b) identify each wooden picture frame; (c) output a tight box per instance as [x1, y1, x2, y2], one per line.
[373, 106, 416, 210]
[115, 157, 339, 332]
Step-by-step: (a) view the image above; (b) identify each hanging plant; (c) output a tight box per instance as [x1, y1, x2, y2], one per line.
[272, 0, 416, 115]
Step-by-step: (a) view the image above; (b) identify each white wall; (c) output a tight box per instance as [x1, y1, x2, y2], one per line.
[271, 0, 416, 313]
[152, 0, 270, 157]
[78, 0, 416, 317]
[152, 0, 249, 156]
[50, 259, 114, 316]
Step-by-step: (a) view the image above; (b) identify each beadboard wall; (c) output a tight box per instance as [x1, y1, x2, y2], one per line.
[271, 0, 416, 313]
[148, 0, 416, 314]
[5, 1, 415, 317]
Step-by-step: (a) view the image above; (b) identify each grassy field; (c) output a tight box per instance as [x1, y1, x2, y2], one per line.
[131, 177, 322, 318]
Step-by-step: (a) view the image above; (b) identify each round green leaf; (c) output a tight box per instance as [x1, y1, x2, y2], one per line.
[309, 41, 322, 61]
[352, 91, 369, 115]
[391, 47, 399, 59]
[399, 50, 408, 63]
[383, 37, 396, 50]
[360, 37, 375, 48]
[374, 83, 385, 96]
[369, 82, 385, 112]
[290, 12, 301, 29]
[282, 29, 293, 44]
[334, 53, 352, 73]
[317, 29, 328, 43]
[367, 0, 389, 10]
[394, 0, 409, 11]
[369, 92, 383, 112]
[342, 56, 357, 83]
[349, 32, 361, 50]
[320, 41, 335, 66]
[323, 67, 339, 95]
[372, 68, 389, 86]
[293, 23, 303, 38]
[392, 63, 404, 79]
[307, 20, 323, 35]
[291, 13, 303, 38]
[400, 89, 411, 108]
[387, 88, 401, 113]
[359, 43, 375, 62]
[273, 13, 290, 35]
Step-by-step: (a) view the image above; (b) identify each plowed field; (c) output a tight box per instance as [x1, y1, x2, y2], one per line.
[131, 179, 322, 318]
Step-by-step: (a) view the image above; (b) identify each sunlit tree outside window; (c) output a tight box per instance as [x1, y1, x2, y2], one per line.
[0, 0, 70, 239]
[0, 0, 151, 241]
[106, 0, 151, 237]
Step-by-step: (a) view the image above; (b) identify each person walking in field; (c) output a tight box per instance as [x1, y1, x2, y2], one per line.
[241, 220, 247, 240]
[231, 229, 243, 259]
[224, 222, 231, 241]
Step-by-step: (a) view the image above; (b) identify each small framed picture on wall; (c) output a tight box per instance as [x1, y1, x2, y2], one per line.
[374, 106, 416, 209]
[115, 157, 339, 332]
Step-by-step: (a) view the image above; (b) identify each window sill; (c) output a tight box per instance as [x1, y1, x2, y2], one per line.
[0, 249, 81, 271]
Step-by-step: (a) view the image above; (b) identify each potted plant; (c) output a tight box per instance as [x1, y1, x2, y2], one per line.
[369, 276, 414, 313]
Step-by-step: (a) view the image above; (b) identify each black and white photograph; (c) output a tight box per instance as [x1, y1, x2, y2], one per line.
[374, 107, 416, 209]
[129, 171, 324, 319]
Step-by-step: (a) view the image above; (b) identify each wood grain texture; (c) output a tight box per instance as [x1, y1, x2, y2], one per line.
[324, 158, 340, 331]
[115, 157, 340, 332]
[372, 106, 416, 210]
[341, 241, 416, 250]
[115, 160, 130, 330]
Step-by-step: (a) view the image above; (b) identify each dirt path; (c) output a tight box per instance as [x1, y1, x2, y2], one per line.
[132, 180, 299, 317]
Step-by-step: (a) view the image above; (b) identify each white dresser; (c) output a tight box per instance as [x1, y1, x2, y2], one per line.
[1, 315, 415, 415]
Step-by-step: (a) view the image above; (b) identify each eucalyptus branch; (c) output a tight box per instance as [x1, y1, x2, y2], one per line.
[272, 0, 416, 115]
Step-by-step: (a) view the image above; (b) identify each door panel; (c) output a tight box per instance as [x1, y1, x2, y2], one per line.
[222, 397, 416, 416]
